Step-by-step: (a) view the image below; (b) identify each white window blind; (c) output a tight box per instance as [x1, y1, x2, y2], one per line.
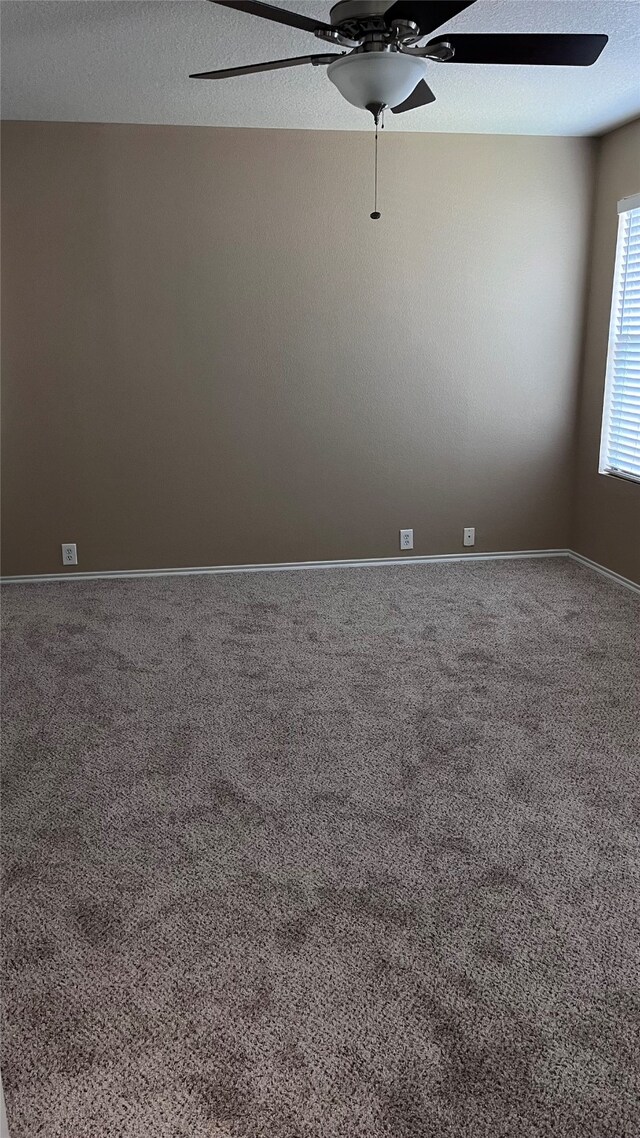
[599, 193, 640, 484]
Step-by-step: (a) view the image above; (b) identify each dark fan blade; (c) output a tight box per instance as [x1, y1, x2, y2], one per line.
[208, 1, 335, 36]
[392, 79, 436, 113]
[385, 2, 476, 37]
[431, 33, 608, 65]
[190, 53, 339, 79]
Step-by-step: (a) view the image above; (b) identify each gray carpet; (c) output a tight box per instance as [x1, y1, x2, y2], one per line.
[1, 558, 639, 1138]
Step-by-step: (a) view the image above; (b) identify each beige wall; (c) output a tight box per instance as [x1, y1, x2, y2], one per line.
[571, 117, 640, 584]
[1, 122, 593, 576]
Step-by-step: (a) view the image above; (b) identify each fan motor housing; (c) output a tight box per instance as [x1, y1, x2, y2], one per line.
[330, 1, 390, 23]
[330, 0, 397, 39]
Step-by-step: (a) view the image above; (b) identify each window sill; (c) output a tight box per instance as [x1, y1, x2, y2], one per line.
[598, 469, 640, 487]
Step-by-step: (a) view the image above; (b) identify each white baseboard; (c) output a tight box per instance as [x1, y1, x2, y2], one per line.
[567, 551, 640, 595]
[0, 1074, 9, 1138]
[2, 549, 637, 593]
[1, 549, 570, 585]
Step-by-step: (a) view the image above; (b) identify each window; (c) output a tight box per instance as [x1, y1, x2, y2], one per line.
[599, 194, 640, 484]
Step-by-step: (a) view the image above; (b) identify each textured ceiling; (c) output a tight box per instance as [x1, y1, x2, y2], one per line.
[1, 0, 639, 135]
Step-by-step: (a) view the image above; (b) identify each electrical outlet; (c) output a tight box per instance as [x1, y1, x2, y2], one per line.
[61, 543, 77, 566]
[463, 527, 475, 548]
[400, 529, 413, 551]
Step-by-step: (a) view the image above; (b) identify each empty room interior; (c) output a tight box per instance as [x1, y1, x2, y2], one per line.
[1, 2, 640, 1136]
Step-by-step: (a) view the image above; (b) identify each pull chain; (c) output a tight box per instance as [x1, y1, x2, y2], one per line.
[369, 105, 383, 220]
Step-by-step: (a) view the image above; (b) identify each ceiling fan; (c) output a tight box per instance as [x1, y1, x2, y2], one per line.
[190, 1, 608, 115]
[190, 1, 608, 217]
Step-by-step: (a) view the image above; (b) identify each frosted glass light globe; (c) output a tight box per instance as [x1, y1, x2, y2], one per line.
[327, 52, 428, 111]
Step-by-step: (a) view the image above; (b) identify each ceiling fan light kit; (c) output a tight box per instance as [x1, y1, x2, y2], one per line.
[192, 0, 609, 218]
[326, 51, 428, 111]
